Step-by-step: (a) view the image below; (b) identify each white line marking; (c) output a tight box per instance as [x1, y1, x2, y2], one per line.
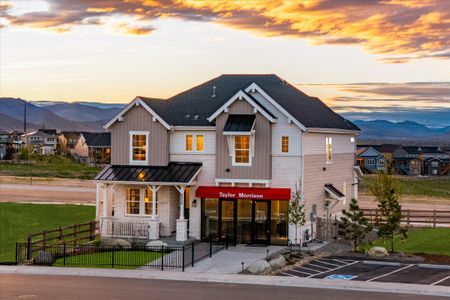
[431, 275, 450, 286]
[289, 269, 313, 276]
[367, 264, 414, 282]
[307, 262, 333, 270]
[316, 260, 341, 267]
[280, 272, 296, 277]
[298, 266, 322, 273]
[308, 261, 360, 278]
[331, 259, 351, 264]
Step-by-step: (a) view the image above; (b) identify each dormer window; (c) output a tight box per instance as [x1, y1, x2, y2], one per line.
[129, 131, 149, 165]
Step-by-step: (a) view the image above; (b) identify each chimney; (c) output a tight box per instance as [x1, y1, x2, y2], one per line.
[212, 86, 216, 98]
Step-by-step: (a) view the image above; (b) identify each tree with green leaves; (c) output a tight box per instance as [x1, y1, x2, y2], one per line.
[288, 183, 306, 249]
[370, 171, 407, 252]
[340, 198, 373, 252]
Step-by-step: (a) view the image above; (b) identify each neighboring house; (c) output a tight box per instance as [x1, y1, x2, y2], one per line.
[373, 144, 399, 162]
[392, 146, 422, 176]
[0, 131, 8, 159]
[423, 158, 442, 176]
[59, 131, 81, 154]
[95, 74, 360, 245]
[74, 132, 111, 165]
[356, 146, 386, 174]
[21, 129, 58, 155]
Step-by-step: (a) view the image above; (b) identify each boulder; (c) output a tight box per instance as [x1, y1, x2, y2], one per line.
[34, 250, 53, 265]
[101, 238, 131, 247]
[269, 255, 287, 270]
[146, 240, 168, 247]
[246, 260, 272, 274]
[368, 246, 389, 257]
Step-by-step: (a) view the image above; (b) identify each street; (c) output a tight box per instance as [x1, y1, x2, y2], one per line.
[0, 274, 447, 300]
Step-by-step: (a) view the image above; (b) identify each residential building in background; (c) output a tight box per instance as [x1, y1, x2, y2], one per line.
[21, 129, 59, 155]
[94, 74, 360, 245]
[74, 132, 111, 165]
[356, 146, 386, 174]
[58, 131, 81, 155]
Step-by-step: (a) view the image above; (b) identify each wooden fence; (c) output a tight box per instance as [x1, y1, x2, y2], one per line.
[362, 209, 450, 228]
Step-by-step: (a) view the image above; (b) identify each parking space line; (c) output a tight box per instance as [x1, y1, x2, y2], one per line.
[280, 272, 296, 277]
[330, 259, 351, 264]
[290, 269, 314, 276]
[298, 266, 322, 273]
[367, 264, 414, 282]
[307, 262, 333, 270]
[308, 260, 359, 278]
[315, 260, 341, 267]
[431, 275, 450, 286]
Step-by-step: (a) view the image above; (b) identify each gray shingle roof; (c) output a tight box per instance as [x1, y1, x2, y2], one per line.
[139, 74, 358, 130]
[82, 132, 111, 147]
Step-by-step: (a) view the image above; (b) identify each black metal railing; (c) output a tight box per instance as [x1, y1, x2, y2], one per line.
[16, 239, 226, 271]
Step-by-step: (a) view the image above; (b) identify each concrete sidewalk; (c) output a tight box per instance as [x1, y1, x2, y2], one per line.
[186, 244, 285, 273]
[1, 266, 449, 297]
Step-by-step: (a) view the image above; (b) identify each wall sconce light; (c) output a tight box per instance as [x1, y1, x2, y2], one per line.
[322, 167, 327, 171]
[225, 168, 231, 173]
[192, 199, 197, 207]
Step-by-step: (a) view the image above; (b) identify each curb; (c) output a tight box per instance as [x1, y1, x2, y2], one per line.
[1, 266, 450, 297]
[418, 263, 450, 270]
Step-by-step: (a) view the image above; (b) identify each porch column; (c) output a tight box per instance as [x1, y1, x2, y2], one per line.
[102, 184, 108, 217]
[175, 186, 188, 242]
[148, 185, 161, 240]
[95, 183, 100, 220]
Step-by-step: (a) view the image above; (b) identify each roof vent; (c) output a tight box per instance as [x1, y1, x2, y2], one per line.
[193, 115, 199, 120]
[185, 114, 191, 118]
[212, 86, 216, 98]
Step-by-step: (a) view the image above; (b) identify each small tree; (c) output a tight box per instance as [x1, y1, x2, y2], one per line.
[340, 198, 372, 252]
[370, 172, 407, 252]
[18, 146, 30, 160]
[288, 183, 306, 249]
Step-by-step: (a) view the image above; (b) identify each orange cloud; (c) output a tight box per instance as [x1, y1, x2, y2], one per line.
[2, 0, 449, 62]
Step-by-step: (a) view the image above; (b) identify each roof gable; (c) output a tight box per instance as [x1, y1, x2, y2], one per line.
[358, 147, 383, 158]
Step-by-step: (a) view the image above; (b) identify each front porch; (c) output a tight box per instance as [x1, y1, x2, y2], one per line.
[95, 163, 202, 243]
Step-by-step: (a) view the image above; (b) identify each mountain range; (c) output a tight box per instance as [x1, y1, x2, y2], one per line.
[0, 98, 449, 145]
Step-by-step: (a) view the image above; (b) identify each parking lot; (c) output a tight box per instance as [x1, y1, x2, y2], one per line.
[279, 256, 450, 286]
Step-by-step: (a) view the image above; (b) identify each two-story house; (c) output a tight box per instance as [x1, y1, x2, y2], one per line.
[21, 129, 58, 155]
[95, 75, 360, 245]
[357, 146, 386, 174]
[73, 132, 111, 165]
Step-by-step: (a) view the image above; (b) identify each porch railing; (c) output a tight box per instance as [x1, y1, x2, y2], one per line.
[102, 219, 149, 239]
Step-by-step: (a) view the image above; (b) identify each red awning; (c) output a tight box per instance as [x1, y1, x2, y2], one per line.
[195, 186, 291, 201]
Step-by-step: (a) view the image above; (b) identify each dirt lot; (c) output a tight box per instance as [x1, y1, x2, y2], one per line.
[359, 193, 450, 211]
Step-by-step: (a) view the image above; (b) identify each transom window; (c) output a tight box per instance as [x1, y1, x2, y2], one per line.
[185, 134, 204, 152]
[281, 136, 289, 153]
[325, 137, 332, 163]
[234, 136, 250, 165]
[129, 131, 148, 164]
[126, 188, 140, 215]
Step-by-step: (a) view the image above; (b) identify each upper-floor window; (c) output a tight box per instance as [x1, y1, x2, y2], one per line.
[129, 131, 148, 164]
[325, 137, 332, 163]
[185, 134, 204, 152]
[233, 135, 251, 165]
[367, 159, 375, 165]
[350, 137, 355, 143]
[431, 161, 439, 167]
[281, 136, 289, 153]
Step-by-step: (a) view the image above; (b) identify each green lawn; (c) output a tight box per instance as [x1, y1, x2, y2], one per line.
[366, 228, 450, 256]
[54, 250, 162, 269]
[360, 176, 450, 199]
[0, 202, 95, 262]
[0, 155, 101, 179]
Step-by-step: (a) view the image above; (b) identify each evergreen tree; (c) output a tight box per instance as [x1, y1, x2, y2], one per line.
[288, 183, 306, 249]
[340, 198, 372, 252]
[370, 172, 407, 252]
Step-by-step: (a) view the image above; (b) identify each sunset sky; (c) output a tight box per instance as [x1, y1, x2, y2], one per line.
[0, 0, 449, 114]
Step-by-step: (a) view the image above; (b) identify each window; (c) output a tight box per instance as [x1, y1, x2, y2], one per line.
[144, 189, 157, 215]
[281, 136, 289, 153]
[432, 169, 438, 175]
[130, 132, 148, 164]
[379, 159, 385, 165]
[350, 137, 355, 143]
[367, 159, 375, 165]
[126, 188, 140, 215]
[325, 137, 332, 163]
[234, 135, 250, 165]
[185, 135, 193, 151]
[431, 161, 439, 167]
[196, 135, 204, 152]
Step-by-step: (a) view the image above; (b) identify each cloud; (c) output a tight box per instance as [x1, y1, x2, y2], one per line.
[2, 0, 449, 61]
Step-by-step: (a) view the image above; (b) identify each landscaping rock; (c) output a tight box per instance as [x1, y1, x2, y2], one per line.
[247, 260, 272, 274]
[101, 238, 131, 247]
[34, 251, 53, 265]
[269, 255, 287, 270]
[146, 240, 168, 247]
[368, 246, 389, 257]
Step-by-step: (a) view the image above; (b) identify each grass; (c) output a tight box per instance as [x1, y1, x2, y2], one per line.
[359, 175, 450, 199]
[366, 228, 450, 256]
[53, 250, 162, 269]
[0, 155, 101, 179]
[0, 202, 95, 262]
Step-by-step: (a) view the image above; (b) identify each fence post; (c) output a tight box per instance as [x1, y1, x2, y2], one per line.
[59, 227, 63, 241]
[63, 243, 66, 266]
[334, 215, 338, 240]
[27, 236, 32, 261]
[42, 231, 47, 250]
[407, 210, 410, 226]
[111, 249, 115, 268]
[209, 238, 213, 258]
[433, 210, 436, 228]
[191, 243, 195, 267]
[161, 246, 164, 271]
[182, 246, 185, 272]
[15, 242, 18, 265]
[89, 221, 95, 241]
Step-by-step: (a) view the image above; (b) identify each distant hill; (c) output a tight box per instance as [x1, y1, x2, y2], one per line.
[44, 102, 121, 122]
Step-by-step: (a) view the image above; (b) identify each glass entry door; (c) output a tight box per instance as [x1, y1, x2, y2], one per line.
[218, 199, 237, 243]
[252, 200, 271, 244]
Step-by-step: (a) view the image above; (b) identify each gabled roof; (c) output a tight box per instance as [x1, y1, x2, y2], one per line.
[373, 144, 400, 153]
[134, 74, 358, 131]
[81, 132, 111, 147]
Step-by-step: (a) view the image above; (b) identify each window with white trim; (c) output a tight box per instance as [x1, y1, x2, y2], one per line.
[325, 137, 332, 163]
[144, 189, 157, 215]
[196, 135, 204, 152]
[281, 136, 289, 153]
[129, 131, 148, 164]
[367, 159, 375, 165]
[185, 134, 204, 152]
[185, 135, 193, 151]
[234, 135, 251, 165]
[126, 188, 140, 215]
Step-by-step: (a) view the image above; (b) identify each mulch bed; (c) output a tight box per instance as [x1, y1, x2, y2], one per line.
[417, 253, 450, 264]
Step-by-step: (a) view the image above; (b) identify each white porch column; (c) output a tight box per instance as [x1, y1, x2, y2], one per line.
[148, 185, 161, 240]
[102, 184, 108, 217]
[175, 186, 188, 242]
[95, 183, 100, 221]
